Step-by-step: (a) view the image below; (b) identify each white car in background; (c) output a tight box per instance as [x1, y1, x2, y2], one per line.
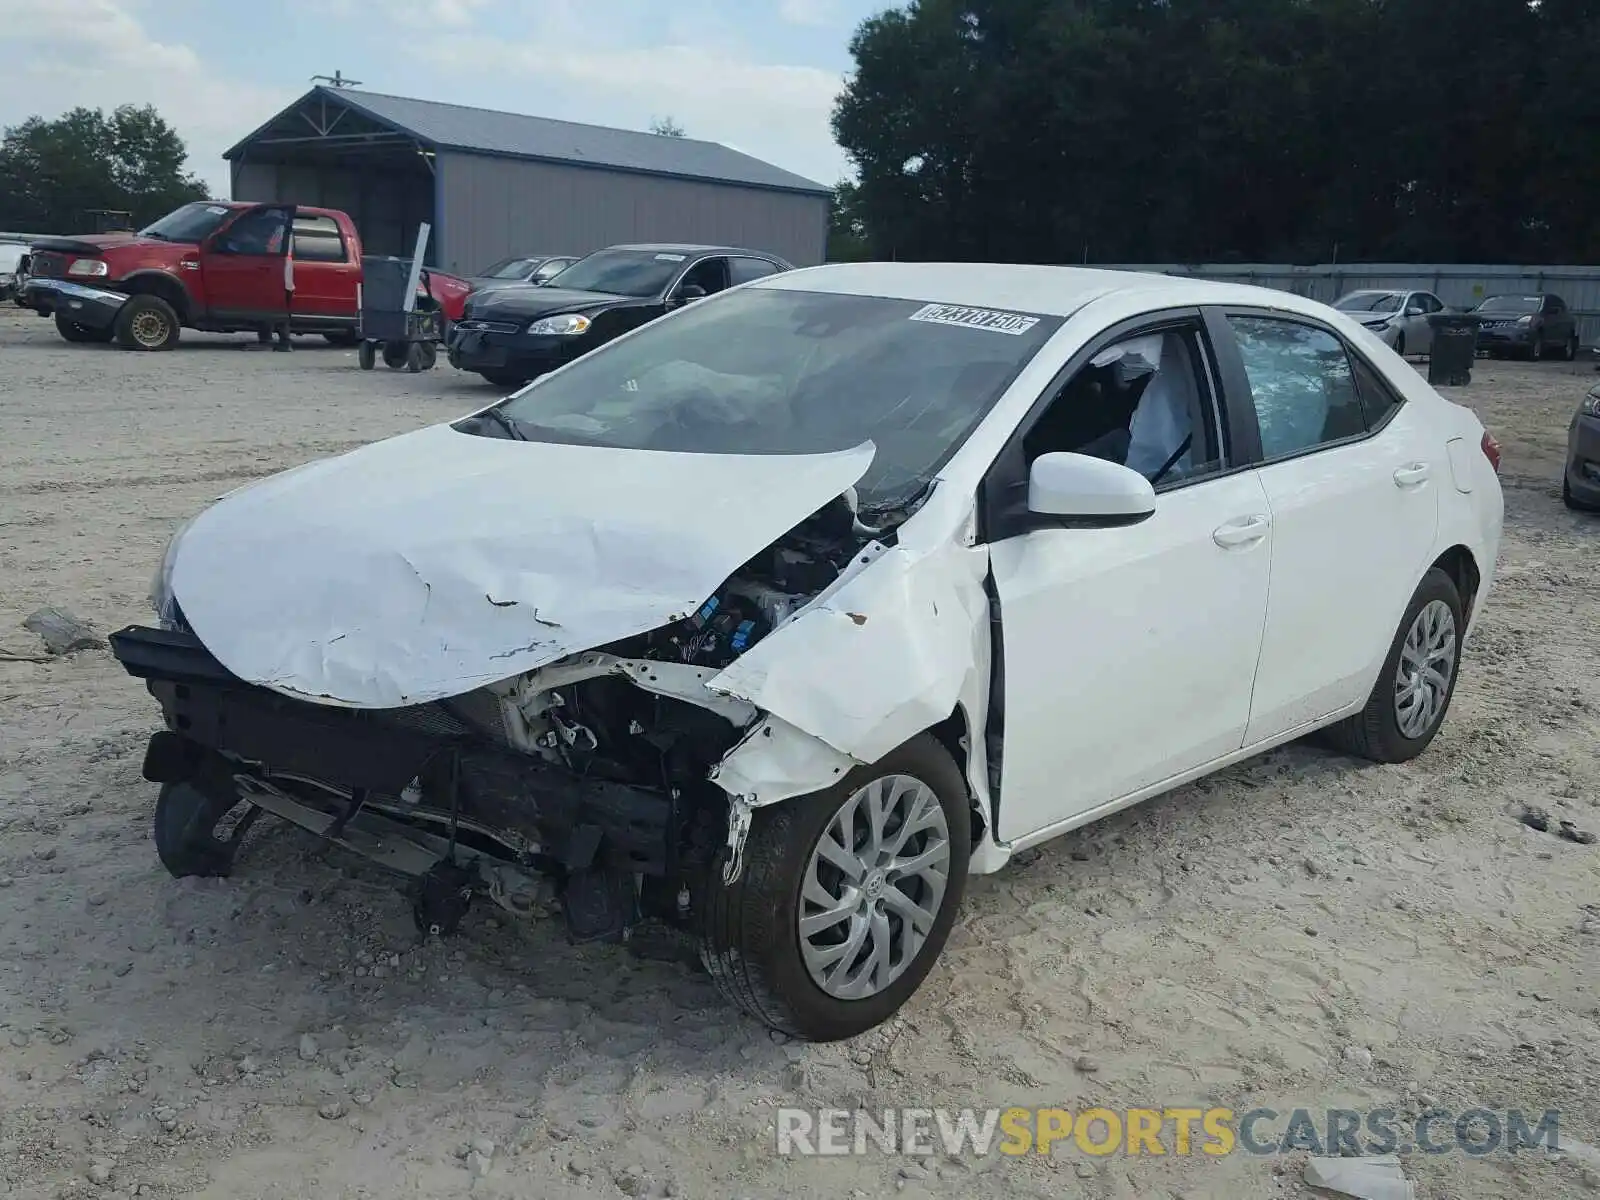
[0, 241, 26, 301]
[1333, 288, 1450, 356]
[112, 264, 1505, 1042]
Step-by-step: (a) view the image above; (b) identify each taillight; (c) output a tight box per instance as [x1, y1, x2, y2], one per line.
[1480, 430, 1502, 473]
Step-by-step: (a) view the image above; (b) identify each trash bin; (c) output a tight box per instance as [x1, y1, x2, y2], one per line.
[1426, 313, 1481, 386]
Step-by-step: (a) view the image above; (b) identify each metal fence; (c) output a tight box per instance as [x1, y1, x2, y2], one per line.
[1102, 262, 1600, 348]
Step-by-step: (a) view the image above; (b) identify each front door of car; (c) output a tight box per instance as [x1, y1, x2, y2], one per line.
[1397, 293, 1431, 355]
[985, 317, 1274, 843]
[1215, 312, 1441, 746]
[199, 205, 293, 322]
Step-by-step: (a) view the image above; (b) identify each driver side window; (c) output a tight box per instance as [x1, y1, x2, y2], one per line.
[679, 257, 730, 296]
[215, 208, 290, 256]
[1021, 322, 1224, 490]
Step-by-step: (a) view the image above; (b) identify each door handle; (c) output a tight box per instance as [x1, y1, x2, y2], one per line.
[1212, 514, 1270, 548]
[1393, 463, 1431, 488]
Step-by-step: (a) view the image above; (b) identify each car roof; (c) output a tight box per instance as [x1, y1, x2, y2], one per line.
[751, 261, 1339, 319]
[603, 243, 783, 257]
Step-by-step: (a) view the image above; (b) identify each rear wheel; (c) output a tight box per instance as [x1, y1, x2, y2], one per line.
[114, 295, 181, 351]
[54, 314, 113, 344]
[1320, 568, 1464, 763]
[699, 733, 970, 1041]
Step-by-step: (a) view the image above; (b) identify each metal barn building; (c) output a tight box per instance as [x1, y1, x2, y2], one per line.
[223, 87, 832, 273]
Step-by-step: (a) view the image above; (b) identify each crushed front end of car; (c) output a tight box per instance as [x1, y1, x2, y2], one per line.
[109, 427, 903, 946]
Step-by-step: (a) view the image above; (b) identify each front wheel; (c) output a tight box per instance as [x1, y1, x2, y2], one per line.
[1320, 567, 1464, 763]
[479, 369, 528, 390]
[700, 733, 970, 1041]
[154, 781, 261, 878]
[54, 314, 113, 344]
[115, 295, 181, 351]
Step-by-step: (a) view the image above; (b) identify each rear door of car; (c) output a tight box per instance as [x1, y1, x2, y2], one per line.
[289, 213, 358, 324]
[1207, 308, 1440, 745]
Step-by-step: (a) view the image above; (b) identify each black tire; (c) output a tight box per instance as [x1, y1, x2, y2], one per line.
[1565, 476, 1599, 512]
[479, 369, 528, 389]
[54, 314, 113, 344]
[1320, 567, 1465, 764]
[323, 330, 361, 347]
[114, 295, 181, 351]
[699, 733, 971, 1042]
[153, 781, 257, 879]
[357, 340, 376, 370]
[382, 341, 409, 370]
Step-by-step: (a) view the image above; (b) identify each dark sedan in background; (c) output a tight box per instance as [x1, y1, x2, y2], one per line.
[446, 243, 792, 388]
[1473, 293, 1580, 360]
[1566, 383, 1600, 511]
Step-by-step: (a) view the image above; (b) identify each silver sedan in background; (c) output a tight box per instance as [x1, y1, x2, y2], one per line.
[1332, 289, 1449, 356]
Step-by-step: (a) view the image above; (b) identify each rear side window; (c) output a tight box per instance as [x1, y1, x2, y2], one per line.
[729, 257, 781, 286]
[1227, 317, 1367, 460]
[1348, 352, 1404, 430]
[292, 215, 346, 263]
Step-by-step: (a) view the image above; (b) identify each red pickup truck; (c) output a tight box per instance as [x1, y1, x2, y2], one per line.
[23, 200, 469, 351]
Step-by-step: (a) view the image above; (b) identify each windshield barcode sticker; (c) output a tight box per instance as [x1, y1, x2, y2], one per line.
[908, 303, 1040, 336]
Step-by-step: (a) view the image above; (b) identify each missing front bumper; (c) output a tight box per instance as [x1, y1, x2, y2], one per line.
[110, 625, 678, 879]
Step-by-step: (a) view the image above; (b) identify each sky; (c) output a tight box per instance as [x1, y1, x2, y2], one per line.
[0, 0, 883, 197]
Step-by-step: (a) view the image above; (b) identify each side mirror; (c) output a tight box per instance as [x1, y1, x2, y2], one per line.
[1027, 452, 1156, 527]
[674, 283, 707, 305]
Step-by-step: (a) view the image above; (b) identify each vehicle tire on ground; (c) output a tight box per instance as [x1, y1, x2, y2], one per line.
[153, 781, 260, 878]
[323, 330, 361, 347]
[699, 732, 971, 1042]
[381, 341, 409, 370]
[114, 294, 181, 351]
[357, 340, 376, 370]
[479, 369, 528, 389]
[1565, 477, 1598, 512]
[54, 314, 113, 344]
[1320, 567, 1465, 764]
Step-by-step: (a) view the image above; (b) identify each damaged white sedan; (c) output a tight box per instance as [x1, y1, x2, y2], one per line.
[113, 263, 1504, 1041]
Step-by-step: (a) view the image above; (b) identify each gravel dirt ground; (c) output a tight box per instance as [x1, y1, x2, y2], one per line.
[1, 307, 1597, 1200]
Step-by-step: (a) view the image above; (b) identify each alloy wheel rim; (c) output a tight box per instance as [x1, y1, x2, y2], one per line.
[1394, 599, 1457, 739]
[798, 774, 950, 1000]
[131, 311, 167, 346]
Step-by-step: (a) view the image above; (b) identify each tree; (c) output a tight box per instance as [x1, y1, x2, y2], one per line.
[0, 104, 209, 233]
[832, 0, 1595, 265]
[649, 116, 687, 137]
[827, 182, 871, 261]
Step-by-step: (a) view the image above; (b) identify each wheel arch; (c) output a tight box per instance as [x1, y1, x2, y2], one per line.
[925, 701, 989, 849]
[1431, 544, 1482, 625]
[119, 271, 191, 323]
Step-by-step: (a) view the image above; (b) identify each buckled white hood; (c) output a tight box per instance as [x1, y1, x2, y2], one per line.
[168, 422, 874, 708]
